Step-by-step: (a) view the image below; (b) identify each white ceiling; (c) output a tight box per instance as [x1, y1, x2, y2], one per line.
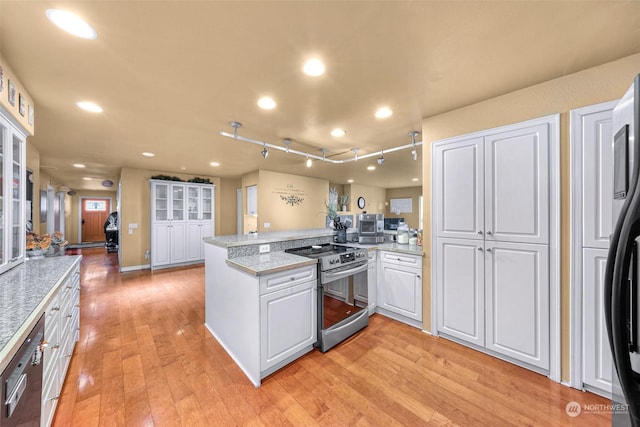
[1, 1, 640, 190]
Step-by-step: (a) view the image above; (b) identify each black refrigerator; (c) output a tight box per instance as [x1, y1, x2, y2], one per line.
[605, 73, 640, 427]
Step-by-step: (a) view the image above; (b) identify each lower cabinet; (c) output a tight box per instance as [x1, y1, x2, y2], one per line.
[42, 263, 81, 427]
[436, 237, 550, 371]
[260, 281, 317, 371]
[186, 221, 214, 262]
[377, 251, 422, 327]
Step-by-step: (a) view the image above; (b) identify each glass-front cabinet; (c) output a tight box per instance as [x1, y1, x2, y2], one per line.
[0, 108, 26, 274]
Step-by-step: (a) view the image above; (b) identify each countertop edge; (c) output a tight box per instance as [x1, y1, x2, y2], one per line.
[226, 257, 318, 276]
[0, 256, 82, 373]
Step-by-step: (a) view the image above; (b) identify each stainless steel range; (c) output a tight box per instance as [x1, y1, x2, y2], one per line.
[286, 243, 369, 352]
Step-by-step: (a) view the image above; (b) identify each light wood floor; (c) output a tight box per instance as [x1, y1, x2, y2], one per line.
[53, 248, 610, 426]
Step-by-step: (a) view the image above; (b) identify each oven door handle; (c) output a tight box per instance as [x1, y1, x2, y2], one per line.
[321, 262, 368, 284]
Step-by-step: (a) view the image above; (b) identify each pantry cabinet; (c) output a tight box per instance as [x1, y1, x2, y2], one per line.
[0, 108, 26, 275]
[433, 115, 558, 374]
[150, 180, 214, 269]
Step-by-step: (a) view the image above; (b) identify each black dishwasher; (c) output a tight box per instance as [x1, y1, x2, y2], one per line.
[1, 314, 44, 427]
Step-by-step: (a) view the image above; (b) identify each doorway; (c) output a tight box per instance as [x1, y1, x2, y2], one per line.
[80, 197, 111, 243]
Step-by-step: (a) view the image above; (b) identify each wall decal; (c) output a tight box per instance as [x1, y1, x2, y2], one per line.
[274, 183, 305, 206]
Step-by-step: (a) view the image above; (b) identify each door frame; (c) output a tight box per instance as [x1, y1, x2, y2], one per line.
[77, 196, 113, 243]
[569, 99, 619, 391]
[430, 113, 561, 382]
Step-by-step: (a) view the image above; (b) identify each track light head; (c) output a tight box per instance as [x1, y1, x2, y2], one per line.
[261, 143, 269, 159]
[411, 149, 417, 161]
[306, 156, 312, 168]
[377, 155, 385, 165]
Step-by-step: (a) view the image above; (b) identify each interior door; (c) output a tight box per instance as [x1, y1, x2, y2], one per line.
[81, 198, 110, 242]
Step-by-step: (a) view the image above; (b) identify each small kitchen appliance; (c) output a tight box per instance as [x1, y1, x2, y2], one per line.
[286, 243, 369, 352]
[357, 213, 384, 244]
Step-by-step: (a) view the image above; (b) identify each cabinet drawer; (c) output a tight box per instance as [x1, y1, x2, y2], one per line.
[380, 251, 422, 268]
[259, 265, 317, 294]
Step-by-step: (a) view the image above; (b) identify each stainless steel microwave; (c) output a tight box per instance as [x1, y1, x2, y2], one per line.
[357, 214, 384, 243]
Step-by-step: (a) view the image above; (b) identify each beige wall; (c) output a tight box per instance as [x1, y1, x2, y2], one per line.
[0, 55, 35, 136]
[385, 186, 422, 230]
[119, 167, 230, 269]
[422, 52, 640, 382]
[67, 190, 118, 244]
[219, 177, 241, 236]
[255, 170, 329, 232]
[348, 183, 386, 215]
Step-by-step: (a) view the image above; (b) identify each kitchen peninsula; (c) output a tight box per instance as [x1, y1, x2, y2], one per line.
[203, 228, 423, 386]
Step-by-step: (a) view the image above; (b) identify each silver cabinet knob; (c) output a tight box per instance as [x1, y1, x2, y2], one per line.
[486, 231, 493, 235]
[477, 231, 483, 235]
[486, 248, 492, 252]
[477, 247, 483, 251]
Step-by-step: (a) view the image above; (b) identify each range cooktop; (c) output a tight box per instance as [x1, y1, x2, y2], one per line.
[286, 243, 367, 270]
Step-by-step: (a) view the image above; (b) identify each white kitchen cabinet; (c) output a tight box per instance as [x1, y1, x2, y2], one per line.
[247, 185, 257, 215]
[485, 241, 549, 370]
[151, 180, 214, 269]
[0, 108, 26, 275]
[436, 238, 485, 347]
[378, 251, 422, 327]
[433, 115, 558, 376]
[434, 124, 549, 245]
[260, 280, 317, 371]
[42, 262, 81, 427]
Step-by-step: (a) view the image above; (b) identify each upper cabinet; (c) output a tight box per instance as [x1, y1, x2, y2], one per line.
[0, 108, 26, 274]
[434, 123, 550, 245]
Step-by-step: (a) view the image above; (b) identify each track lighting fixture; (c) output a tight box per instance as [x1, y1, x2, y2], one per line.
[219, 122, 423, 164]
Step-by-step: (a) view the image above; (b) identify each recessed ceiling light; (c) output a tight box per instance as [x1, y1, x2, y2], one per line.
[367, 166, 376, 171]
[331, 129, 346, 137]
[180, 166, 187, 171]
[347, 179, 354, 183]
[82, 177, 92, 181]
[73, 163, 86, 168]
[412, 178, 420, 182]
[303, 58, 325, 76]
[77, 101, 103, 113]
[46, 9, 97, 39]
[141, 152, 155, 157]
[375, 107, 393, 119]
[210, 161, 220, 167]
[257, 96, 276, 110]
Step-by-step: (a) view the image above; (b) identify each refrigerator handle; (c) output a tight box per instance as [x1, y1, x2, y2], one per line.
[631, 242, 638, 353]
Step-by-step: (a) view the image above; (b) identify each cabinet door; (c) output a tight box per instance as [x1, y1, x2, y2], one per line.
[201, 186, 214, 221]
[186, 223, 203, 261]
[485, 241, 549, 370]
[152, 224, 171, 266]
[433, 137, 484, 240]
[379, 262, 422, 321]
[436, 238, 485, 346]
[484, 124, 549, 244]
[583, 248, 613, 394]
[169, 222, 187, 263]
[187, 186, 200, 221]
[260, 281, 317, 371]
[582, 110, 614, 249]
[152, 182, 170, 222]
[171, 184, 185, 221]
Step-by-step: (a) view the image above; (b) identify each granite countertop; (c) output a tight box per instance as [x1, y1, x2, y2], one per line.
[204, 228, 333, 248]
[338, 242, 424, 256]
[0, 256, 82, 373]
[226, 252, 318, 276]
